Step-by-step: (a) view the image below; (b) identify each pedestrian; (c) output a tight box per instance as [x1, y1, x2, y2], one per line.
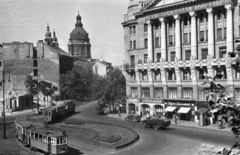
[174, 112, 178, 124]
[140, 111, 142, 117]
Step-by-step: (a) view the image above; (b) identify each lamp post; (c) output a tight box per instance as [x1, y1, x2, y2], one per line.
[2, 68, 6, 139]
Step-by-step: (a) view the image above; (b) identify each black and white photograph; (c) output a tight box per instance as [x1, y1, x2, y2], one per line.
[1, 0, 240, 155]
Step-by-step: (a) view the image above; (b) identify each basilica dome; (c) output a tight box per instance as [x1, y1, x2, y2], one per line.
[69, 13, 89, 40]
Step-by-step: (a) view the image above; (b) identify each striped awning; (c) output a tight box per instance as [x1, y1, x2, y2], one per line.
[177, 107, 191, 114]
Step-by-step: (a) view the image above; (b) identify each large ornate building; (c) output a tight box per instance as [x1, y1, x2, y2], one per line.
[122, 0, 240, 123]
[69, 13, 112, 77]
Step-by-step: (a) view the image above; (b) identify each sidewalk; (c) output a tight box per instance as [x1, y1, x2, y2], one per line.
[107, 113, 231, 132]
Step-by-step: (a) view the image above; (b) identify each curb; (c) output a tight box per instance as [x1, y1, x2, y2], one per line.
[171, 122, 232, 133]
[64, 119, 140, 150]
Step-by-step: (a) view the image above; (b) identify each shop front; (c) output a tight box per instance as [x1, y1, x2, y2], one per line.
[127, 98, 140, 114]
[139, 99, 164, 116]
[164, 99, 195, 121]
[195, 100, 215, 124]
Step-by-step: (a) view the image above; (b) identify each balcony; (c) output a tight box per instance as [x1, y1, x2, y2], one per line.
[123, 63, 135, 71]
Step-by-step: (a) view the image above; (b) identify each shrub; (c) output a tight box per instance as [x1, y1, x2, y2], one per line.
[101, 134, 122, 144]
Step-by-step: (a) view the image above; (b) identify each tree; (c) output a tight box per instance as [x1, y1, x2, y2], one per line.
[39, 81, 58, 106]
[24, 75, 40, 112]
[59, 70, 82, 101]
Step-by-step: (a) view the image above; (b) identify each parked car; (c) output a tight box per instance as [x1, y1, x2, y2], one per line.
[125, 114, 141, 122]
[96, 104, 105, 115]
[142, 116, 171, 130]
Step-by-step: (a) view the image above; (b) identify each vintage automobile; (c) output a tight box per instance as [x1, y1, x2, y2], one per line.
[142, 116, 171, 130]
[125, 114, 142, 122]
[96, 104, 105, 115]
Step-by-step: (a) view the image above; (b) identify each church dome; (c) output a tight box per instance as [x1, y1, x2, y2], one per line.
[69, 13, 89, 40]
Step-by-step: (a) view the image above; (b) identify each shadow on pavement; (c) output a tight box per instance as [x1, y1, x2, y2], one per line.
[68, 146, 84, 155]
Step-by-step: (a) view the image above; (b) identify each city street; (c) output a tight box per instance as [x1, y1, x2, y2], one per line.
[75, 100, 239, 155]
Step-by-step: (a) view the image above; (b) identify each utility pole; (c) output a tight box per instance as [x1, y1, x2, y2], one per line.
[2, 66, 6, 139]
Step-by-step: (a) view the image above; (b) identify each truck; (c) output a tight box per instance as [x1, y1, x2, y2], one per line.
[142, 116, 171, 130]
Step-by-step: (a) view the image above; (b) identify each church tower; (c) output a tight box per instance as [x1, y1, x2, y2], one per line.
[68, 12, 91, 60]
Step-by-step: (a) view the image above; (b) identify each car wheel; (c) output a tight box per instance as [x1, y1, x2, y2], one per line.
[154, 125, 160, 130]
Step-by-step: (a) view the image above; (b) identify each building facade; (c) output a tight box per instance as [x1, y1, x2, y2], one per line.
[0, 24, 73, 111]
[122, 0, 240, 123]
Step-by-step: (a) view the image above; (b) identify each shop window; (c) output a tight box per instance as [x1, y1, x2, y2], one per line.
[201, 48, 208, 59]
[168, 69, 176, 80]
[142, 88, 150, 98]
[199, 88, 209, 100]
[183, 88, 193, 99]
[200, 31, 204, 42]
[168, 88, 177, 99]
[217, 28, 222, 40]
[183, 33, 188, 43]
[219, 46, 226, 58]
[157, 53, 161, 62]
[154, 88, 163, 98]
[144, 24, 148, 32]
[130, 87, 138, 97]
[170, 51, 175, 61]
[185, 50, 191, 60]
[155, 37, 159, 47]
[144, 39, 148, 48]
[144, 54, 148, 63]
[182, 69, 191, 80]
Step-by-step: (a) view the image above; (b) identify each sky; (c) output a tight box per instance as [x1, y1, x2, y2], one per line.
[0, 0, 129, 66]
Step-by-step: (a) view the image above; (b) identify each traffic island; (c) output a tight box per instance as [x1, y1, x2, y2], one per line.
[61, 119, 139, 150]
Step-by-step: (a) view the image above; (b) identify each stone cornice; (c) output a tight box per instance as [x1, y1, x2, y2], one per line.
[136, 0, 234, 20]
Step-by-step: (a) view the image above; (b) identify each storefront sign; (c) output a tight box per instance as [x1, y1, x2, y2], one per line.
[140, 99, 163, 103]
[169, 102, 191, 106]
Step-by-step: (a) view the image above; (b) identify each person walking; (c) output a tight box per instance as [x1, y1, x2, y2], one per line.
[174, 112, 178, 124]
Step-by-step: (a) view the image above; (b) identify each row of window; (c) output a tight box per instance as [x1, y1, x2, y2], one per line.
[130, 87, 240, 100]
[131, 28, 227, 50]
[129, 46, 226, 65]
[30, 131, 67, 145]
[129, 66, 231, 81]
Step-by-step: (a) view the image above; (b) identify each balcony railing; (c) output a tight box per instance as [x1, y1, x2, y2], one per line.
[123, 63, 135, 70]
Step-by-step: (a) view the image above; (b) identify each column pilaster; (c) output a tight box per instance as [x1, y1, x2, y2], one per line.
[174, 15, 181, 60]
[159, 18, 167, 61]
[146, 20, 153, 62]
[225, 4, 234, 53]
[206, 8, 215, 58]
[189, 12, 197, 59]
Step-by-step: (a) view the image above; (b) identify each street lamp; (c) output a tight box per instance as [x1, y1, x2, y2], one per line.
[2, 62, 10, 139]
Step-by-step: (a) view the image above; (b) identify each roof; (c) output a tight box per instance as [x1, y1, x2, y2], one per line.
[16, 120, 44, 128]
[91, 59, 112, 66]
[31, 127, 66, 137]
[45, 43, 72, 57]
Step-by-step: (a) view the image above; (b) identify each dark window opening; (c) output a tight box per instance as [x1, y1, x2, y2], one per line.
[201, 49, 208, 59]
[144, 39, 148, 48]
[144, 24, 148, 32]
[170, 51, 175, 61]
[185, 50, 191, 60]
[144, 54, 148, 63]
[157, 53, 161, 62]
[33, 49, 37, 58]
[33, 60, 38, 67]
[34, 69, 38, 77]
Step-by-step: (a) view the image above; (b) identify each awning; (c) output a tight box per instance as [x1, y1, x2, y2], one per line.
[177, 107, 191, 114]
[165, 106, 177, 112]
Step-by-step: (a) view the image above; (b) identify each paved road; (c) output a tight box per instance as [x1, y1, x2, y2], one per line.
[76, 100, 239, 155]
